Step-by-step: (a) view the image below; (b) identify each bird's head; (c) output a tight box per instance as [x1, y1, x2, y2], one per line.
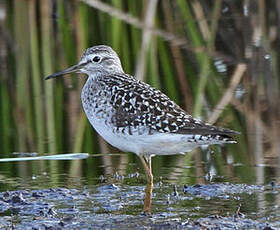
[45, 45, 124, 80]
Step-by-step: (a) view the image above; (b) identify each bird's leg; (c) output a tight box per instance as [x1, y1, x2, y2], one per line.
[139, 155, 154, 214]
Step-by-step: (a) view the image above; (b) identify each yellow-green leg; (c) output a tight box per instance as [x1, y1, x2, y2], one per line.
[139, 155, 154, 214]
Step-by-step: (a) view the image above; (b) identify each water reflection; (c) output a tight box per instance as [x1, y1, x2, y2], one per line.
[1, 147, 279, 188]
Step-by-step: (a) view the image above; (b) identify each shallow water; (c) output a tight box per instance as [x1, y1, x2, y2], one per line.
[0, 152, 279, 229]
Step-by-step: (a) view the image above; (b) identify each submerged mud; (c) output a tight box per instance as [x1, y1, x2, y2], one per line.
[0, 182, 278, 229]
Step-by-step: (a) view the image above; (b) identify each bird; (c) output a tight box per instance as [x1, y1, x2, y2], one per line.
[46, 45, 238, 213]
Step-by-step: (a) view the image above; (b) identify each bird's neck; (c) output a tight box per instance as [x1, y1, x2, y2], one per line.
[82, 76, 102, 96]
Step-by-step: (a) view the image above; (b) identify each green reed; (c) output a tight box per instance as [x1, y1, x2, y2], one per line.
[2, 0, 280, 184]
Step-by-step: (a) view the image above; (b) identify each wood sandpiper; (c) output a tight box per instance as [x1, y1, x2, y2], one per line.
[46, 45, 238, 213]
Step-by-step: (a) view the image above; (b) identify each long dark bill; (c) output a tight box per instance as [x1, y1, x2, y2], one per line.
[45, 62, 85, 80]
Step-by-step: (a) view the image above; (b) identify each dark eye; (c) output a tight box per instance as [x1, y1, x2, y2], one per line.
[92, 56, 101, 62]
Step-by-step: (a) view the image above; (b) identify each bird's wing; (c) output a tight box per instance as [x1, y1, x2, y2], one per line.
[109, 74, 239, 138]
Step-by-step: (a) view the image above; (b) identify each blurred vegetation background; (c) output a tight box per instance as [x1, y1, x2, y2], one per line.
[0, 0, 279, 174]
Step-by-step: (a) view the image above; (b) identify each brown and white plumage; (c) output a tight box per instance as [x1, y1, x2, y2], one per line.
[47, 45, 238, 156]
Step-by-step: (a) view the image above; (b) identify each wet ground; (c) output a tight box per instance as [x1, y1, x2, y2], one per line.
[0, 152, 279, 229]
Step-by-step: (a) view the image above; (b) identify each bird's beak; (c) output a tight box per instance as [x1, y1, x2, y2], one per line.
[45, 62, 86, 80]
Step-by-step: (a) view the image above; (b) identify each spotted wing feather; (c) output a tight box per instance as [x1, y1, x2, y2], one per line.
[103, 74, 238, 140]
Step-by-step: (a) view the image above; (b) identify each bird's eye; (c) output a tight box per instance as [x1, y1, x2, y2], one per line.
[92, 56, 101, 63]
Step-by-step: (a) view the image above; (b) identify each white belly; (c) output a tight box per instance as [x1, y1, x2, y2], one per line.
[88, 117, 201, 155]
